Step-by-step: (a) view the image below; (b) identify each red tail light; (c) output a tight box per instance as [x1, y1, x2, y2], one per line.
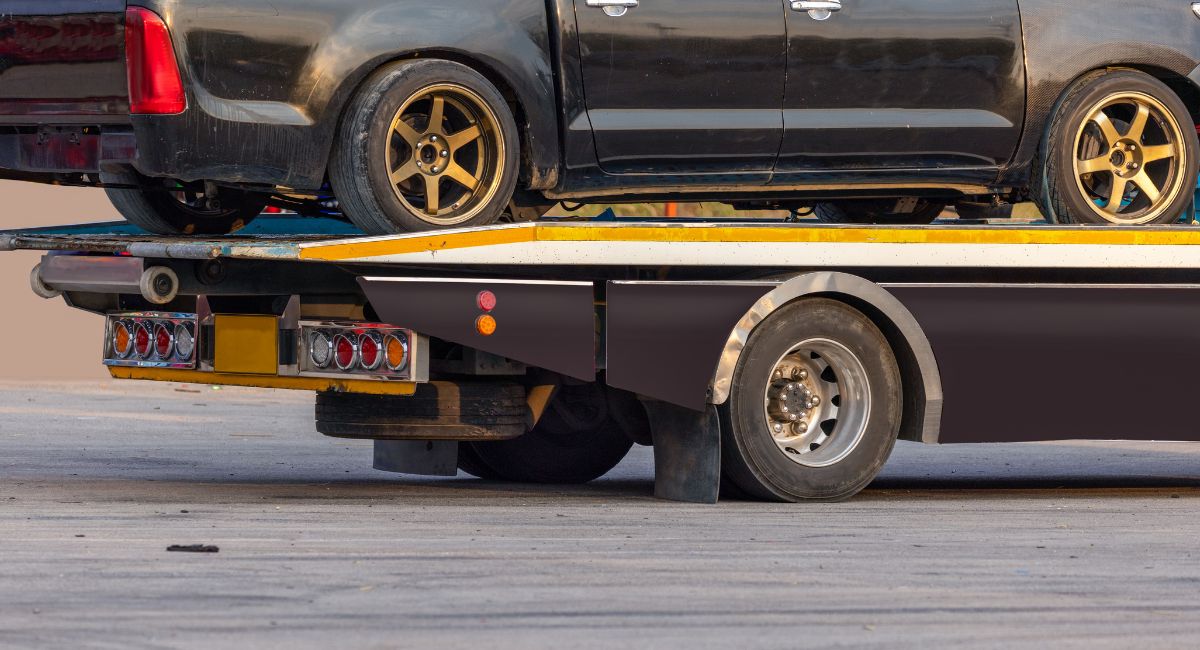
[125, 7, 186, 115]
[134, 322, 153, 359]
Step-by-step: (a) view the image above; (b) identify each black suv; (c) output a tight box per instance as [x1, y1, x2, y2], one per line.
[2, 0, 1200, 233]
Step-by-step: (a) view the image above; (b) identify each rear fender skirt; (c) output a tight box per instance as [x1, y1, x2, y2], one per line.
[358, 276, 597, 381]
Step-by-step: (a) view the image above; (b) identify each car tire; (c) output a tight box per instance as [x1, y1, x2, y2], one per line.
[331, 59, 521, 234]
[719, 298, 903, 502]
[813, 199, 945, 225]
[103, 183, 265, 235]
[1035, 69, 1199, 225]
[465, 383, 635, 484]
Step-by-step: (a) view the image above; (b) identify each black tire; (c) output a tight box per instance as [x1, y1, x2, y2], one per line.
[954, 202, 1015, 220]
[104, 185, 265, 235]
[330, 59, 520, 234]
[465, 383, 635, 484]
[720, 299, 903, 502]
[1035, 69, 1199, 225]
[456, 443, 507, 481]
[813, 199, 945, 224]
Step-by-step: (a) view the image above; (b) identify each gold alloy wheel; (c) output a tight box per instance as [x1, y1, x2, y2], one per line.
[1072, 91, 1188, 224]
[385, 83, 506, 226]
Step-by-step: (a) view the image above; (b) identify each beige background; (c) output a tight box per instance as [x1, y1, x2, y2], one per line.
[0, 181, 117, 379]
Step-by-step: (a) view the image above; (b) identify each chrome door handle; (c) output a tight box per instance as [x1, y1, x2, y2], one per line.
[791, 0, 842, 20]
[586, 0, 639, 17]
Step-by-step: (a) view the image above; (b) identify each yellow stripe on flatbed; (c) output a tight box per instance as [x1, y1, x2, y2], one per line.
[110, 367, 418, 396]
[297, 223, 1200, 263]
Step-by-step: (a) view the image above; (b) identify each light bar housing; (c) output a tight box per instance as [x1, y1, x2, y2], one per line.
[299, 321, 419, 381]
[104, 312, 198, 369]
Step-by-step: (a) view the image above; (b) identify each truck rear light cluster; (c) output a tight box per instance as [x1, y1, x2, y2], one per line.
[301, 323, 412, 377]
[125, 7, 186, 115]
[106, 313, 197, 368]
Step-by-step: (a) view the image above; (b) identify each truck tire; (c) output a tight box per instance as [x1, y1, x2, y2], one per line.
[720, 298, 903, 502]
[104, 184, 265, 235]
[316, 382, 528, 441]
[331, 59, 520, 234]
[1035, 69, 1198, 225]
[464, 383, 635, 484]
[813, 200, 945, 225]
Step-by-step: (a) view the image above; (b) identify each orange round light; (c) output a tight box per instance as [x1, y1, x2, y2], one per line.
[112, 321, 133, 359]
[475, 314, 497, 336]
[384, 333, 409, 372]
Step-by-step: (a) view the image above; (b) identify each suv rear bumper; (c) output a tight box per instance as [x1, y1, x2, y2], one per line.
[0, 126, 135, 176]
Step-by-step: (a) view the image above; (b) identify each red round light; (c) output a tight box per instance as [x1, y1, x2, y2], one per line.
[153, 323, 173, 358]
[334, 334, 357, 371]
[477, 290, 497, 312]
[134, 322, 153, 358]
[359, 333, 382, 371]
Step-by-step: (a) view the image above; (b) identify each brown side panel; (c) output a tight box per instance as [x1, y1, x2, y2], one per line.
[606, 282, 772, 411]
[359, 278, 597, 381]
[890, 286, 1200, 444]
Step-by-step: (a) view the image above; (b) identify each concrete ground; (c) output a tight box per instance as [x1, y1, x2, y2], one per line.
[1, 381, 1198, 649]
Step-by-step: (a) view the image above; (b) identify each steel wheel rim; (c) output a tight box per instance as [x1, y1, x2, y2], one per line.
[385, 83, 506, 226]
[762, 338, 871, 468]
[1072, 91, 1187, 224]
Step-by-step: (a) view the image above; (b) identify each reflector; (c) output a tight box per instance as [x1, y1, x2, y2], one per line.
[174, 322, 196, 361]
[477, 290, 498, 312]
[309, 331, 333, 369]
[334, 333, 357, 371]
[359, 332, 383, 371]
[153, 322, 173, 359]
[134, 322, 153, 359]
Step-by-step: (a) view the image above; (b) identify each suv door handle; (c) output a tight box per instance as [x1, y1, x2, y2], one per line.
[586, 0, 639, 17]
[791, 0, 841, 20]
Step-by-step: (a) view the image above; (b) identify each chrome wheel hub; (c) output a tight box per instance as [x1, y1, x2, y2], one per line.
[763, 338, 871, 468]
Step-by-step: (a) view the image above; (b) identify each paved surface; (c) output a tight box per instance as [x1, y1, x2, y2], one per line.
[1, 381, 1199, 649]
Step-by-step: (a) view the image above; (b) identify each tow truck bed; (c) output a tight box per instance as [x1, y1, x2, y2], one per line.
[8, 215, 1200, 502]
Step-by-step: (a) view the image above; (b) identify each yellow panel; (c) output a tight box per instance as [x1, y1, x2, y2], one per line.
[214, 315, 279, 375]
[109, 366, 417, 396]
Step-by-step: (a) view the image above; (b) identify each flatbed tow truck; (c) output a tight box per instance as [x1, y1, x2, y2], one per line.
[6, 214, 1200, 503]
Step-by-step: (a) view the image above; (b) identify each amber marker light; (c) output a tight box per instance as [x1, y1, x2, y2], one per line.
[475, 314, 497, 336]
[112, 320, 134, 359]
[384, 333, 409, 372]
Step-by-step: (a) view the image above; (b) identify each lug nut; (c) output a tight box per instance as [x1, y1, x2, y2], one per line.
[417, 161, 423, 168]
[774, 369, 784, 380]
[441, 150, 449, 157]
[430, 135, 438, 142]
[1128, 163, 1140, 171]
[793, 421, 809, 434]
[431, 166, 441, 173]
[773, 424, 783, 433]
[810, 395, 820, 407]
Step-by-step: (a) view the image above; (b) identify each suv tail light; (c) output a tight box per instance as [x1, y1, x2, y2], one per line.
[125, 7, 186, 115]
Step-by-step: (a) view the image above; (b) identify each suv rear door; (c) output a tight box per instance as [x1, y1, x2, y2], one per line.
[573, 0, 787, 175]
[0, 1, 128, 121]
[776, 0, 1025, 173]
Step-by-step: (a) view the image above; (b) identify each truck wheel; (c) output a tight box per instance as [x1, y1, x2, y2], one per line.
[720, 298, 903, 502]
[1036, 69, 1199, 225]
[104, 184, 265, 235]
[813, 200, 945, 224]
[465, 383, 635, 484]
[331, 59, 520, 234]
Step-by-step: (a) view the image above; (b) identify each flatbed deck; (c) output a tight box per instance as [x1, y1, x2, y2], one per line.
[9, 216, 1200, 270]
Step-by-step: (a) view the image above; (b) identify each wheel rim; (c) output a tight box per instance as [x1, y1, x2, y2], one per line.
[1072, 91, 1188, 224]
[385, 83, 506, 226]
[762, 338, 871, 468]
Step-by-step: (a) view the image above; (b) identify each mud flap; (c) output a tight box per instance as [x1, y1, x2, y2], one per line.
[374, 440, 459, 477]
[641, 401, 722, 504]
